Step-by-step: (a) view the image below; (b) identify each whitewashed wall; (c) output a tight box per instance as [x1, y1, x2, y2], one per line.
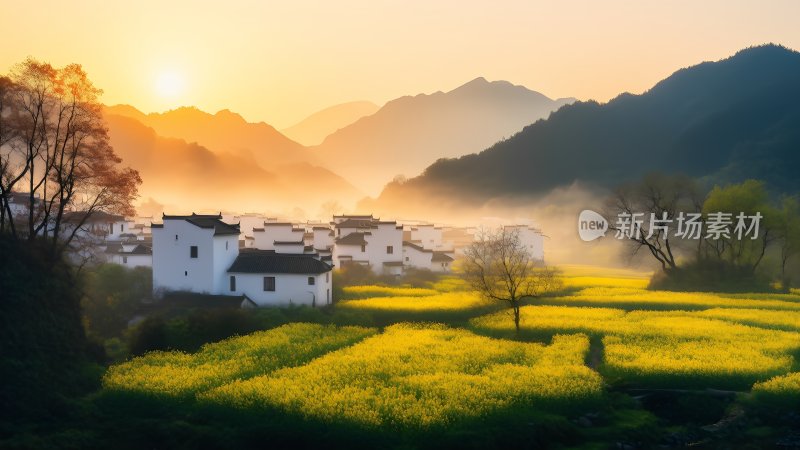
[228, 271, 332, 307]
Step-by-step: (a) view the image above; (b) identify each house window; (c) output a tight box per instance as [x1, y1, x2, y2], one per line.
[185, 270, 188, 276]
[175, 234, 179, 240]
[122, 256, 128, 264]
[326, 272, 329, 282]
[386, 245, 393, 254]
[110, 223, 114, 234]
[190, 246, 198, 258]
[230, 275, 236, 291]
[360, 244, 366, 252]
[308, 276, 315, 286]
[405, 257, 409, 262]
[226, 241, 229, 250]
[327, 288, 330, 304]
[264, 276, 276, 291]
[121, 224, 125, 232]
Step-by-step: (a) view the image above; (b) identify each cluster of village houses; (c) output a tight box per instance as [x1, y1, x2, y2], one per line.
[6, 193, 545, 308]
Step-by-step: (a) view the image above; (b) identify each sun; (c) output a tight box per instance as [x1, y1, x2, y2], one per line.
[154, 70, 185, 98]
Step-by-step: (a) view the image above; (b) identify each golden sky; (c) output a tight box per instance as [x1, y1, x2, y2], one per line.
[3, 0, 799, 128]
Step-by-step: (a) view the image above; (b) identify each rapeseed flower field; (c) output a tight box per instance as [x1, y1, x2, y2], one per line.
[201, 324, 603, 427]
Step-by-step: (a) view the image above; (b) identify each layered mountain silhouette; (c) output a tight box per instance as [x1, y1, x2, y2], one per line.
[103, 113, 362, 214]
[364, 45, 800, 217]
[313, 77, 575, 194]
[282, 101, 380, 146]
[104, 105, 312, 167]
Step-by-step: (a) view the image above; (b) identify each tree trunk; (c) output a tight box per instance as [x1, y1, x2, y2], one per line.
[513, 304, 521, 336]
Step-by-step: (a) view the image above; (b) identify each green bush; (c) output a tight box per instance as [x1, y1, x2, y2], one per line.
[648, 259, 774, 292]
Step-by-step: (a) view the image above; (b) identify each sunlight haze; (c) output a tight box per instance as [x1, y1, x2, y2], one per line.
[3, 0, 799, 128]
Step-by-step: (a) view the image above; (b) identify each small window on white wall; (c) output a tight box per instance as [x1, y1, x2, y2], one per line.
[308, 276, 315, 285]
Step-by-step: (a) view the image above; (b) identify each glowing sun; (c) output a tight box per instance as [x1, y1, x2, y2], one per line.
[155, 70, 185, 98]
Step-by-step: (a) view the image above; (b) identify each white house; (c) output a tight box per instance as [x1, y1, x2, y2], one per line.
[331, 215, 404, 275]
[409, 224, 446, 250]
[107, 242, 153, 268]
[504, 225, 545, 261]
[228, 250, 332, 307]
[151, 213, 333, 307]
[431, 251, 454, 272]
[151, 213, 241, 295]
[402, 241, 454, 272]
[63, 210, 129, 242]
[252, 222, 305, 250]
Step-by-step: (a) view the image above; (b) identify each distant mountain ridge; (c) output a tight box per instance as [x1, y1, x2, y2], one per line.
[313, 77, 575, 194]
[104, 105, 311, 167]
[364, 45, 800, 216]
[102, 112, 362, 214]
[282, 101, 380, 146]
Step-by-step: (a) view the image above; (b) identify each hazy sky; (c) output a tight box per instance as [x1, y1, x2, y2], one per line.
[3, 0, 799, 128]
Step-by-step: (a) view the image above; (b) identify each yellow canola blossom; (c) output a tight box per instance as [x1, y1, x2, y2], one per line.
[338, 292, 493, 312]
[201, 324, 603, 428]
[552, 286, 800, 311]
[752, 372, 800, 404]
[472, 305, 800, 388]
[103, 323, 376, 398]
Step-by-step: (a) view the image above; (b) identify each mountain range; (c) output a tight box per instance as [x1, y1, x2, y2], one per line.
[104, 105, 312, 167]
[102, 112, 362, 215]
[312, 77, 575, 194]
[363, 44, 800, 218]
[281, 101, 380, 146]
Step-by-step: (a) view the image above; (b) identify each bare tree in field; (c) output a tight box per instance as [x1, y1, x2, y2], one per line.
[462, 228, 561, 335]
[0, 58, 141, 256]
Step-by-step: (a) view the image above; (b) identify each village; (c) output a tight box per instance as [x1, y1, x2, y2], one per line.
[5, 192, 545, 308]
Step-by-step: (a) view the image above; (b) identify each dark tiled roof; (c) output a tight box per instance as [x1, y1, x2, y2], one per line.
[125, 244, 153, 255]
[274, 240, 304, 245]
[334, 218, 377, 229]
[313, 226, 331, 231]
[106, 243, 152, 255]
[403, 241, 432, 253]
[432, 252, 454, 263]
[333, 214, 373, 220]
[162, 213, 240, 236]
[64, 210, 125, 223]
[263, 222, 293, 227]
[228, 250, 332, 274]
[336, 232, 368, 246]
[382, 261, 404, 267]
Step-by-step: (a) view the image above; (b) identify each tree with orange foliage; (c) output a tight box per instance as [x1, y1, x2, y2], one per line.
[0, 58, 141, 256]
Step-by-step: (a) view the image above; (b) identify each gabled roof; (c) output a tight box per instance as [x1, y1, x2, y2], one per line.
[125, 244, 153, 255]
[63, 210, 125, 224]
[403, 241, 432, 253]
[334, 218, 377, 229]
[336, 232, 368, 246]
[161, 213, 240, 236]
[333, 214, 373, 220]
[106, 243, 152, 255]
[432, 252, 454, 263]
[228, 250, 332, 274]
